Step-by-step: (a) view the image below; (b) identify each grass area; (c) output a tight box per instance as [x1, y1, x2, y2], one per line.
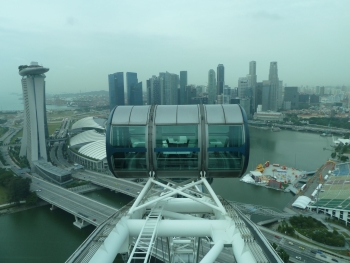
[10, 129, 23, 144]
[48, 122, 62, 136]
[0, 185, 8, 205]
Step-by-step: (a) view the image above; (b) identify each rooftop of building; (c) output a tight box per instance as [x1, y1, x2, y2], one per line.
[71, 116, 106, 131]
[18, 62, 49, 76]
[34, 160, 71, 177]
[70, 129, 105, 148]
[78, 140, 106, 161]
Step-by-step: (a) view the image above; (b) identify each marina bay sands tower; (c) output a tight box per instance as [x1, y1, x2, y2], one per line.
[18, 62, 49, 167]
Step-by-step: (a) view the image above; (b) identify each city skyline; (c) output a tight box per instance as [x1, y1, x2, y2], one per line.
[1, 1, 350, 95]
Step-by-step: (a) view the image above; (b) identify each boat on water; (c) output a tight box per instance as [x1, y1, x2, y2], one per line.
[271, 126, 281, 132]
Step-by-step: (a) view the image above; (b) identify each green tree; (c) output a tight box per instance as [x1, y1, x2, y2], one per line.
[26, 192, 38, 205]
[331, 152, 336, 159]
[340, 155, 349, 162]
[7, 177, 31, 203]
[277, 248, 290, 263]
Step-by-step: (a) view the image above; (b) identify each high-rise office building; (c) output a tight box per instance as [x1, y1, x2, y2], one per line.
[207, 69, 216, 104]
[126, 72, 138, 105]
[130, 81, 143, 105]
[284, 86, 299, 110]
[268, 62, 279, 111]
[162, 72, 179, 105]
[18, 62, 49, 167]
[217, 64, 224, 95]
[147, 76, 161, 105]
[261, 80, 271, 112]
[247, 61, 257, 113]
[179, 71, 187, 105]
[238, 77, 249, 99]
[108, 72, 124, 110]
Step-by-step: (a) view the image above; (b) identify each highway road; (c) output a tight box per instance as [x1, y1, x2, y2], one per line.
[260, 229, 346, 263]
[73, 170, 149, 198]
[29, 176, 117, 226]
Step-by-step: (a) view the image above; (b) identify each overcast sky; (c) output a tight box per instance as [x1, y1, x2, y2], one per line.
[1, 0, 349, 94]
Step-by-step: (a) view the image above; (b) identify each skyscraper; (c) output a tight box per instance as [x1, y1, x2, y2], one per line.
[268, 62, 279, 111]
[162, 72, 179, 105]
[129, 81, 143, 105]
[18, 62, 49, 167]
[248, 61, 257, 113]
[207, 69, 216, 104]
[179, 71, 187, 105]
[108, 72, 124, 110]
[284, 86, 299, 110]
[126, 72, 138, 105]
[217, 64, 224, 95]
[147, 76, 161, 105]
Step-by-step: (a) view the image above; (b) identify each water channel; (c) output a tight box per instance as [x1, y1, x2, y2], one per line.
[0, 128, 334, 263]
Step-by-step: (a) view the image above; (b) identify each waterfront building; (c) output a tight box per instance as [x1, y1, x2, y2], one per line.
[217, 64, 224, 95]
[34, 160, 72, 185]
[207, 69, 216, 104]
[253, 110, 284, 122]
[179, 71, 187, 105]
[284, 86, 299, 110]
[108, 72, 124, 110]
[18, 62, 49, 168]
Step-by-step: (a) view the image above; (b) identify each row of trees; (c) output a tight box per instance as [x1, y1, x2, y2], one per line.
[284, 114, 350, 131]
[331, 142, 350, 162]
[8, 146, 30, 168]
[0, 168, 37, 205]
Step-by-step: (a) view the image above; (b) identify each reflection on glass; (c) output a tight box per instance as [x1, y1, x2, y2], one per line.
[208, 125, 244, 170]
[155, 125, 199, 170]
[111, 126, 147, 170]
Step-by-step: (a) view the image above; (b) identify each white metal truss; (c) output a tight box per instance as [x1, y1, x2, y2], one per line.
[127, 202, 164, 263]
[67, 176, 284, 263]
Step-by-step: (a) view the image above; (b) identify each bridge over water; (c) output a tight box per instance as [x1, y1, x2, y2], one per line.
[30, 176, 117, 228]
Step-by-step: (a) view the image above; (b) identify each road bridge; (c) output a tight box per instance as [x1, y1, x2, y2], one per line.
[30, 176, 117, 228]
[73, 171, 149, 198]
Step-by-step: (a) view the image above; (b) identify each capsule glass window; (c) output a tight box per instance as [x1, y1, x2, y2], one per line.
[154, 125, 199, 171]
[110, 126, 147, 171]
[207, 125, 244, 170]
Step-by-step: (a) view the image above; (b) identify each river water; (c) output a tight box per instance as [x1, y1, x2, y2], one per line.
[0, 128, 334, 263]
